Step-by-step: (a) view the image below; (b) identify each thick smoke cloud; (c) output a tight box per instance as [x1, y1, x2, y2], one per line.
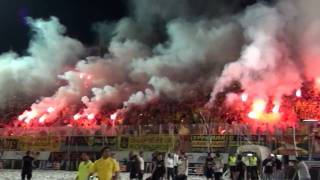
[126, 0, 251, 45]
[18, 14, 243, 124]
[0, 17, 84, 109]
[209, 3, 302, 104]
[209, 0, 320, 105]
[129, 0, 252, 24]
[288, 0, 320, 80]
[5, 0, 320, 125]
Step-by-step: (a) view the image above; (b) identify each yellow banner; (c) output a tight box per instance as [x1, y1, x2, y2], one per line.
[0, 138, 19, 150]
[119, 135, 177, 151]
[191, 135, 227, 148]
[19, 136, 61, 151]
[191, 135, 267, 148]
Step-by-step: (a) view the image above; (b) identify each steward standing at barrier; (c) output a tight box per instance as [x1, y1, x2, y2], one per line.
[228, 153, 237, 179]
[247, 153, 258, 180]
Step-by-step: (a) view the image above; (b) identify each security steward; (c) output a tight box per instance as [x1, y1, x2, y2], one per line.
[247, 153, 258, 180]
[228, 153, 237, 179]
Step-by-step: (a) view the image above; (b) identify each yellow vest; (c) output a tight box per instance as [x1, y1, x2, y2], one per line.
[249, 156, 257, 166]
[228, 156, 236, 166]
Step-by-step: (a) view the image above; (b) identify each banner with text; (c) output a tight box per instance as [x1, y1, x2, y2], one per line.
[119, 135, 177, 151]
[64, 136, 118, 150]
[19, 136, 61, 151]
[191, 135, 267, 150]
[0, 138, 19, 151]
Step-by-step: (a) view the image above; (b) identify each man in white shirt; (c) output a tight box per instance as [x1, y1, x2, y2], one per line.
[166, 153, 175, 180]
[137, 151, 145, 180]
[213, 153, 224, 180]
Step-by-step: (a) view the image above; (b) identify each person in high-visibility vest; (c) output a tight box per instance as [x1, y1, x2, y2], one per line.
[228, 154, 237, 180]
[247, 153, 258, 180]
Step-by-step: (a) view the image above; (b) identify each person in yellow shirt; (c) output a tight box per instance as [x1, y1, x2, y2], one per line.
[76, 153, 94, 180]
[91, 147, 120, 180]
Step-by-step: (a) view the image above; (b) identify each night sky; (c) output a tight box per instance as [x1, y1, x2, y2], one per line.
[0, 0, 264, 54]
[0, 0, 126, 54]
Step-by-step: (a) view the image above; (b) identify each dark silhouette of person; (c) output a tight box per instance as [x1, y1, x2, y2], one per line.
[21, 151, 34, 180]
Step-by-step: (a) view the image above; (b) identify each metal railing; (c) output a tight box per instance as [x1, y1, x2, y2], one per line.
[0, 122, 303, 137]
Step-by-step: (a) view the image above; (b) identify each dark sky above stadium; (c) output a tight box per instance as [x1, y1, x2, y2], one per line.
[0, 0, 267, 54]
[0, 0, 126, 53]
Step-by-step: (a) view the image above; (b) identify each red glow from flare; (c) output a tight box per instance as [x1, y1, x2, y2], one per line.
[110, 112, 117, 121]
[25, 119, 31, 124]
[248, 111, 259, 119]
[47, 107, 55, 113]
[73, 114, 81, 120]
[252, 99, 266, 112]
[38, 115, 47, 123]
[296, 89, 302, 97]
[220, 129, 226, 135]
[247, 99, 281, 123]
[241, 93, 248, 102]
[272, 101, 280, 113]
[18, 114, 25, 121]
[316, 77, 320, 85]
[272, 105, 280, 113]
[314, 78, 320, 90]
[87, 113, 95, 120]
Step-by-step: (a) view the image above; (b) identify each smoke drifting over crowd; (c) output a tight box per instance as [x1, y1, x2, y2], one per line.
[2, 0, 320, 129]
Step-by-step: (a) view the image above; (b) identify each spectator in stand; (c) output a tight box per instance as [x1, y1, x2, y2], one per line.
[204, 152, 214, 180]
[176, 152, 188, 180]
[166, 153, 175, 180]
[137, 151, 145, 180]
[76, 153, 93, 180]
[262, 154, 275, 180]
[21, 151, 34, 180]
[151, 153, 165, 180]
[213, 152, 224, 180]
[90, 146, 120, 180]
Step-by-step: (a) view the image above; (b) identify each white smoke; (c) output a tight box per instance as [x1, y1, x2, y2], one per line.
[124, 89, 159, 107]
[81, 85, 121, 115]
[7, 0, 320, 125]
[148, 76, 187, 99]
[208, 2, 308, 106]
[0, 17, 84, 108]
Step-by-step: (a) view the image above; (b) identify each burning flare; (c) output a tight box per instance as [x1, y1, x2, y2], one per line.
[247, 98, 281, 123]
